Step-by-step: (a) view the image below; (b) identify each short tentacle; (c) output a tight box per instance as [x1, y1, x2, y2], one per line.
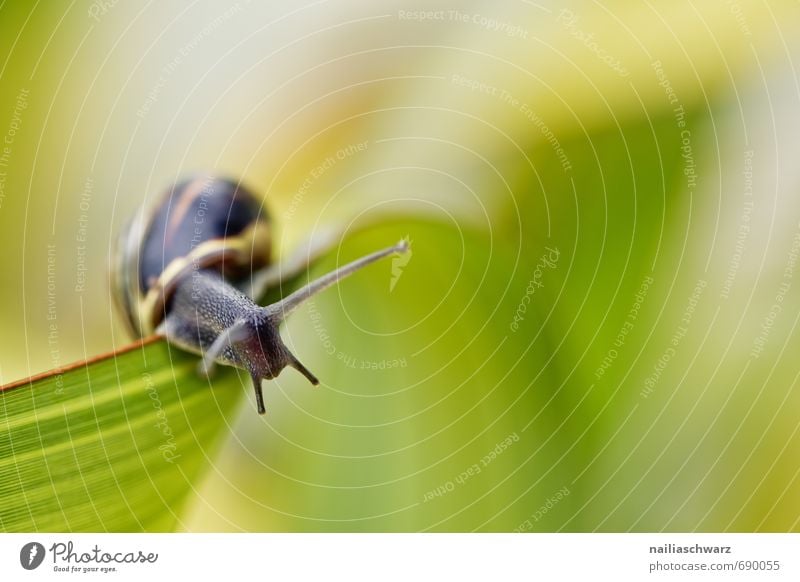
[197, 318, 250, 377]
[251, 374, 267, 414]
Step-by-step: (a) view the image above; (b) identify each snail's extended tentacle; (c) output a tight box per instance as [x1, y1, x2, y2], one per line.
[243, 227, 340, 301]
[267, 239, 410, 322]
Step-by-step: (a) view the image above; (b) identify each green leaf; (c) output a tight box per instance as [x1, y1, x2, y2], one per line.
[0, 226, 407, 533]
[0, 339, 242, 532]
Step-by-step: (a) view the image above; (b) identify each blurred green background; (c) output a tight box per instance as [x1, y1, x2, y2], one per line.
[2, 0, 800, 531]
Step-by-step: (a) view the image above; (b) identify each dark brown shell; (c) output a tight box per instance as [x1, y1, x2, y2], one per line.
[112, 176, 272, 337]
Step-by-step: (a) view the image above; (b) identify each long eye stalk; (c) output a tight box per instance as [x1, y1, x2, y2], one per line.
[267, 239, 410, 322]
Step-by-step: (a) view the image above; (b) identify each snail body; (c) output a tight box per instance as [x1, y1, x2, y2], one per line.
[112, 175, 407, 413]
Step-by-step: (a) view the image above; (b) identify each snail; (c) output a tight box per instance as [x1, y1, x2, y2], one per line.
[112, 175, 408, 414]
